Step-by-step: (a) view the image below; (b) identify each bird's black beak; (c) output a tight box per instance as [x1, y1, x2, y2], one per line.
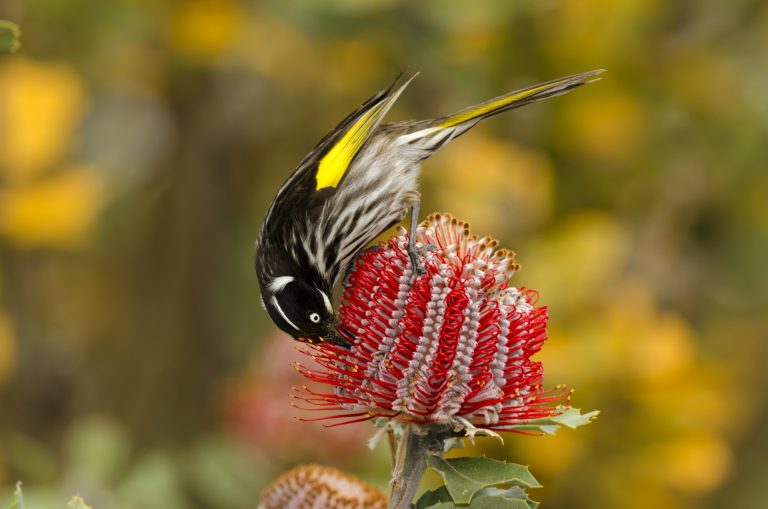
[295, 317, 354, 348]
[296, 333, 353, 349]
[328, 325, 354, 348]
[326, 334, 353, 349]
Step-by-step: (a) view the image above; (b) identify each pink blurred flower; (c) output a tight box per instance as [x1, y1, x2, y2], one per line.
[223, 331, 369, 459]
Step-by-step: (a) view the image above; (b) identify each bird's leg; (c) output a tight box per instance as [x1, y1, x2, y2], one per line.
[407, 200, 425, 280]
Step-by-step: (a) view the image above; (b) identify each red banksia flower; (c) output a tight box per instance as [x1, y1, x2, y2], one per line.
[293, 213, 573, 432]
[258, 464, 387, 509]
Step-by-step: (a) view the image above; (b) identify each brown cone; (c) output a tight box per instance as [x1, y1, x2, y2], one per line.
[258, 464, 387, 509]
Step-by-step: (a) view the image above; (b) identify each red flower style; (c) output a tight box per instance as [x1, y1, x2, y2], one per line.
[293, 213, 571, 432]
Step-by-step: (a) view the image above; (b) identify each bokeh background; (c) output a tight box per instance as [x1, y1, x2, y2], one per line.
[1, 0, 767, 508]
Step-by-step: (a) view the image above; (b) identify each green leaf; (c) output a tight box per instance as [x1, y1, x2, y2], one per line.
[11, 482, 25, 509]
[415, 486, 536, 508]
[498, 408, 599, 435]
[426, 456, 540, 505]
[65, 416, 130, 484]
[464, 495, 531, 509]
[9, 482, 93, 509]
[478, 488, 538, 509]
[415, 486, 453, 509]
[0, 20, 21, 53]
[425, 499, 528, 509]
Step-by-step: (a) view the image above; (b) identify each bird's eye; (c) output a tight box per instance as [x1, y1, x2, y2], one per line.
[309, 312, 321, 323]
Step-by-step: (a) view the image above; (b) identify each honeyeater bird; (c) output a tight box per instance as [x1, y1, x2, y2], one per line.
[255, 69, 603, 346]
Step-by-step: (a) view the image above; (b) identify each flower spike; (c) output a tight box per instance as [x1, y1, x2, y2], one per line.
[294, 213, 579, 435]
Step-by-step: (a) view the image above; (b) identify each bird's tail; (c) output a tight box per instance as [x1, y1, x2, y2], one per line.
[397, 69, 604, 154]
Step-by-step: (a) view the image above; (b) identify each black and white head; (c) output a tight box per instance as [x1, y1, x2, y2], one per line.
[260, 275, 337, 344]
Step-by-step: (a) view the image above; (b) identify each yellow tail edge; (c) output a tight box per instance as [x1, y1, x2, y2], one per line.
[437, 69, 605, 129]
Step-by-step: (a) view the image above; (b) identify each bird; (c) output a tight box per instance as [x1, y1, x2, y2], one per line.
[255, 69, 604, 346]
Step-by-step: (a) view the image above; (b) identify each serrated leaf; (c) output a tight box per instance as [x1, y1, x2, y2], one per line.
[417, 488, 533, 509]
[415, 486, 453, 509]
[478, 487, 538, 509]
[426, 499, 529, 509]
[497, 408, 599, 435]
[480, 486, 526, 498]
[426, 456, 540, 505]
[0, 20, 21, 53]
[465, 494, 531, 509]
[11, 482, 25, 509]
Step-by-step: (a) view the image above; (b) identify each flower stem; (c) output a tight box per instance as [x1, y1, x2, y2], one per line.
[388, 424, 454, 509]
[388, 424, 431, 509]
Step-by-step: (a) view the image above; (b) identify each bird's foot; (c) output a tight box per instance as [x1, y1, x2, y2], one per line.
[407, 243, 436, 283]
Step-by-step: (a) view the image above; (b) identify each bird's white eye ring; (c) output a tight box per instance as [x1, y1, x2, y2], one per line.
[309, 312, 321, 323]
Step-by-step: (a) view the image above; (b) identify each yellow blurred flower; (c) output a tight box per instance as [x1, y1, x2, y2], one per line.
[630, 311, 695, 381]
[426, 136, 554, 234]
[0, 58, 86, 181]
[243, 14, 320, 83]
[522, 211, 630, 308]
[637, 372, 733, 434]
[515, 431, 587, 477]
[323, 39, 387, 95]
[448, 26, 504, 62]
[543, 280, 699, 384]
[539, 0, 660, 66]
[667, 51, 744, 118]
[558, 87, 647, 163]
[645, 434, 732, 494]
[560, 280, 697, 382]
[536, 276, 735, 502]
[0, 311, 16, 384]
[0, 167, 106, 249]
[171, 0, 246, 60]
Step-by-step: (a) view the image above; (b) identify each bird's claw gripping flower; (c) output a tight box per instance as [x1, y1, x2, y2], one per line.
[293, 213, 573, 432]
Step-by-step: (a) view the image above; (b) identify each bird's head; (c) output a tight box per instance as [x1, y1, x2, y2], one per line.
[260, 275, 341, 345]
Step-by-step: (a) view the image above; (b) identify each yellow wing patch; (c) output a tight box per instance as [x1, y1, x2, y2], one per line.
[316, 102, 387, 190]
[315, 74, 417, 190]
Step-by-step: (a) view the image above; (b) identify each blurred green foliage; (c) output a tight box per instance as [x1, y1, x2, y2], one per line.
[8, 482, 92, 509]
[1, 1, 767, 508]
[0, 21, 21, 54]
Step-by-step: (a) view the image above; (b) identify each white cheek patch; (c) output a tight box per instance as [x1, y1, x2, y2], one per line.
[318, 288, 333, 314]
[270, 295, 300, 331]
[268, 276, 294, 293]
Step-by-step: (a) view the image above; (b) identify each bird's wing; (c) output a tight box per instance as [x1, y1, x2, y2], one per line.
[314, 74, 416, 190]
[263, 74, 416, 230]
[262, 75, 416, 237]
